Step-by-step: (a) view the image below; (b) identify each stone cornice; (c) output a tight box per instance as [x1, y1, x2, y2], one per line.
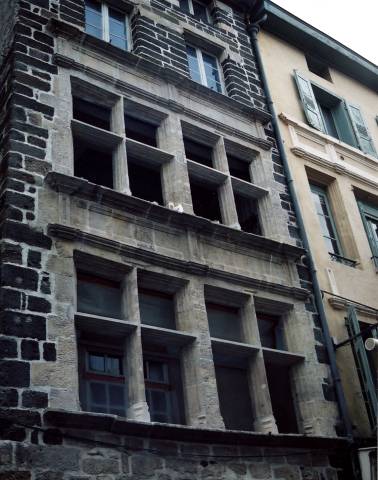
[45, 172, 304, 260]
[279, 112, 378, 190]
[47, 222, 309, 301]
[48, 18, 272, 132]
[44, 409, 350, 449]
[327, 297, 378, 320]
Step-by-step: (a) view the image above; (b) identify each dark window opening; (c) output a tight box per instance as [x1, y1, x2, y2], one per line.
[215, 364, 254, 431]
[206, 303, 242, 342]
[128, 158, 163, 205]
[80, 347, 127, 417]
[228, 155, 251, 182]
[184, 138, 213, 168]
[319, 104, 339, 139]
[143, 347, 186, 425]
[74, 137, 113, 188]
[265, 362, 298, 433]
[235, 194, 261, 234]
[77, 272, 122, 319]
[190, 180, 222, 222]
[73, 97, 111, 130]
[139, 289, 176, 330]
[125, 116, 158, 147]
[306, 55, 332, 82]
[257, 313, 286, 350]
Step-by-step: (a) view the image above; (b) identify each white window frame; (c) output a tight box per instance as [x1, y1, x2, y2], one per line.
[85, 1, 132, 51]
[185, 0, 211, 23]
[187, 44, 224, 94]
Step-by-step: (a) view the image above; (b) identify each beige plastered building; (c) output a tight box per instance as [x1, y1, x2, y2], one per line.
[259, 2, 378, 440]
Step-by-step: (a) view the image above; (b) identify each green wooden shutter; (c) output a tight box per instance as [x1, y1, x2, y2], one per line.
[294, 71, 325, 132]
[346, 306, 377, 424]
[357, 201, 378, 269]
[346, 103, 377, 156]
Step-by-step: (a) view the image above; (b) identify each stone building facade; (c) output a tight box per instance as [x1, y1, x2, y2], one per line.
[0, 0, 351, 478]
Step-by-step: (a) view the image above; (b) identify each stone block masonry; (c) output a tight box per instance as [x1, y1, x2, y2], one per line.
[0, 0, 349, 477]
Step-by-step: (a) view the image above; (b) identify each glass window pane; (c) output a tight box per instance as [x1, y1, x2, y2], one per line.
[179, 0, 190, 13]
[85, 0, 102, 38]
[150, 390, 167, 412]
[109, 35, 127, 50]
[147, 361, 166, 383]
[108, 384, 125, 407]
[139, 292, 176, 329]
[368, 218, 378, 243]
[77, 277, 122, 319]
[89, 353, 105, 372]
[186, 46, 202, 84]
[106, 356, 122, 375]
[89, 382, 106, 404]
[206, 304, 241, 342]
[202, 53, 222, 93]
[192, 1, 208, 22]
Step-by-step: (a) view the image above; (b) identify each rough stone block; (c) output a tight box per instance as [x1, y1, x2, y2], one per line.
[273, 465, 300, 480]
[0, 442, 12, 465]
[0, 388, 18, 407]
[82, 457, 120, 475]
[0, 311, 46, 340]
[131, 454, 163, 476]
[1, 264, 39, 291]
[21, 339, 40, 360]
[43, 342, 56, 361]
[249, 463, 272, 479]
[16, 445, 80, 470]
[0, 473, 31, 480]
[0, 337, 18, 358]
[0, 360, 30, 387]
[22, 390, 48, 408]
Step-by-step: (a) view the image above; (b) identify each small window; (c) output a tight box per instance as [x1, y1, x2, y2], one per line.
[83, 350, 127, 416]
[310, 184, 342, 256]
[180, 0, 209, 23]
[73, 98, 111, 131]
[125, 116, 158, 147]
[214, 364, 254, 431]
[294, 71, 376, 156]
[139, 289, 176, 330]
[257, 313, 286, 350]
[85, 0, 130, 51]
[305, 55, 332, 81]
[184, 137, 213, 168]
[358, 201, 378, 268]
[234, 194, 261, 235]
[206, 303, 242, 342]
[77, 273, 122, 319]
[228, 155, 251, 182]
[73, 136, 114, 188]
[143, 353, 185, 424]
[190, 179, 222, 223]
[128, 158, 164, 205]
[186, 45, 223, 93]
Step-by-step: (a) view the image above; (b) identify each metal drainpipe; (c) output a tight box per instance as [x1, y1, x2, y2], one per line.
[245, 16, 354, 440]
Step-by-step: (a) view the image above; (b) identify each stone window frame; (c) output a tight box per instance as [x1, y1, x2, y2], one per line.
[182, 120, 268, 232]
[84, 0, 133, 52]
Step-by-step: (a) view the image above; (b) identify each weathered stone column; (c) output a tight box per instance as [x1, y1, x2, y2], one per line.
[284, 303, 336, 436]
[123, 268, 149, 421]
[157, 113, 194, 213]
[241, 296, 278, 433]
[175, 278, 224, 429]
[112, 97, 130, 195]
[213, 137, 240, 229]
[251, 149, 289, 242]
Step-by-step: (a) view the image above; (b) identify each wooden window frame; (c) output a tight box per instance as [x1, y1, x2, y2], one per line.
[85, 0, 132, 51]
[186, 44, 224, 94]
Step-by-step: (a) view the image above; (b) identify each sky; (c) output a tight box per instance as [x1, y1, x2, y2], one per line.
[272, 0, 378, 65]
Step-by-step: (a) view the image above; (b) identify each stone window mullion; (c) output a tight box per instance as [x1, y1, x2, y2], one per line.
[112, 97, 130, 194]
[123, 268, 150, 421]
